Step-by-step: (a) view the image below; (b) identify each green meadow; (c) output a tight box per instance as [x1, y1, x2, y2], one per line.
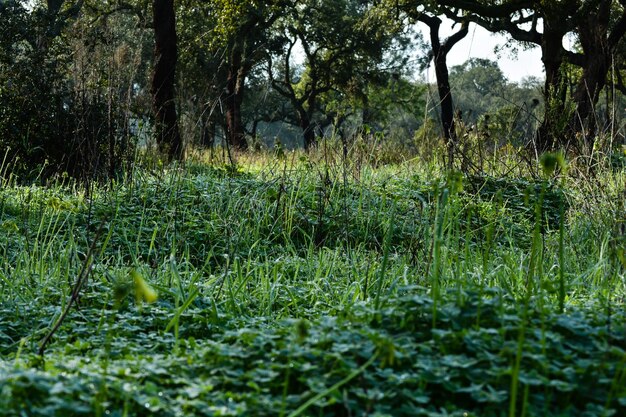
[1, 147, 625, 417]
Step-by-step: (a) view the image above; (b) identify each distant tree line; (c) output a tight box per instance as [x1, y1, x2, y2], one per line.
[1, 0, 625, 179]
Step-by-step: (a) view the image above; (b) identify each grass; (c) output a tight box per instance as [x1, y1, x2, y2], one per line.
[0, 146, 625, 416]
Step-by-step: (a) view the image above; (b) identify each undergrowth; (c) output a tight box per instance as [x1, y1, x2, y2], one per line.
[0, 149, 625, 416]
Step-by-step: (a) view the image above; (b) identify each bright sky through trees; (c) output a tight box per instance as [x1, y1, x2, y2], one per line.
[421, 21, 544, 84]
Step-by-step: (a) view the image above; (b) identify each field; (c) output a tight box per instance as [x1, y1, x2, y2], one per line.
[1, 148, 625, 417]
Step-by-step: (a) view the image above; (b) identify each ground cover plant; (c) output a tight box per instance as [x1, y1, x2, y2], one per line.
[0, 148, 625, 417]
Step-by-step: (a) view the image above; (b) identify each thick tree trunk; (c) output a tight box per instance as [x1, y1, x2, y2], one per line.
[535, 24, 568, 153]
[568, 3, 611, 149]
[433, 50, 456, 166]
[297, 106, 316, 151]
[225, 42, 248, 150]
[291, 93, 317, 151]
[361, 93, 372, 128]
[151, 0, 183, 161]
[570, 51, 608, 149]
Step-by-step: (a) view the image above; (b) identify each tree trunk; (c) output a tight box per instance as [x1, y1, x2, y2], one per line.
[200, 114, 215, 148]
[297, 106, 316, 151]
[535, 23, 568, 153]
[420, 15, 467, 169]
[151, 0, 183, 161]
[289, 92, 317, 151]
[568, 3, 611, 149]
[225, 41, 248, 150]
[433, 48, 456, 167]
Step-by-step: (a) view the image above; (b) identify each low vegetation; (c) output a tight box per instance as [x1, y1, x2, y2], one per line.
[1, 146, 625, 416]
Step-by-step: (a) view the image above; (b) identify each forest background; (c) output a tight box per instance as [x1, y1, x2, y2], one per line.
[3, 0, 626, 176]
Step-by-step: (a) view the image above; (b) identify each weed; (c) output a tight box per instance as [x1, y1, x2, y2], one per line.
[0, 150, 624, 416]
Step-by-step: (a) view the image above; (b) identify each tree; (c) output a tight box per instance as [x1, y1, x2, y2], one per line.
[424, 0, 626, 152]
[35, 0, 85, 51]
[76, 1, 154, 177]
[223, 2, 287, 150]
[374, 1, 468, 165]
[449, 58, 508, 117]
[269, 0, 409, 150]
[417, 14, 468, 167]
[449, 59, 543, 147]
[0, 0, 91, 177]
[184, 0, 288, 151]
[565, 1, 626, 146]
[175, 0, 228, 149]
[151, 0, 183, 161]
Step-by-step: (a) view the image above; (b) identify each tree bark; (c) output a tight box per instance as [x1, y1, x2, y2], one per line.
[566, 1, 614, 148]
[225, 41, 248, 150]
[298, 107, 316, 150]
[419, 15, 468, 168]
[151, 0, 183, 161]
[535, 22, 568, 153]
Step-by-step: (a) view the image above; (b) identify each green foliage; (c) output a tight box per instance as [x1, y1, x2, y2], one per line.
[0, 151, 624, 416]
[448, 58, 543, 146]
[2, 0, 626, 411]
[268, 0, 415, 146]
[0, 1, 145, 180]
[465, 174, 569, 234]
[1, 290, 626, 416]
[0, 3, 72, 177]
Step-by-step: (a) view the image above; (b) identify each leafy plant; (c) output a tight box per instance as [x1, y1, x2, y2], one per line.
[0, 151, 624, 416]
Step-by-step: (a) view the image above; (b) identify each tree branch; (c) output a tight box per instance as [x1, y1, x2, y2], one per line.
[442, 20, 469, 55]
[562, 49, 586, 67]
[434, 0, 534, 19]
